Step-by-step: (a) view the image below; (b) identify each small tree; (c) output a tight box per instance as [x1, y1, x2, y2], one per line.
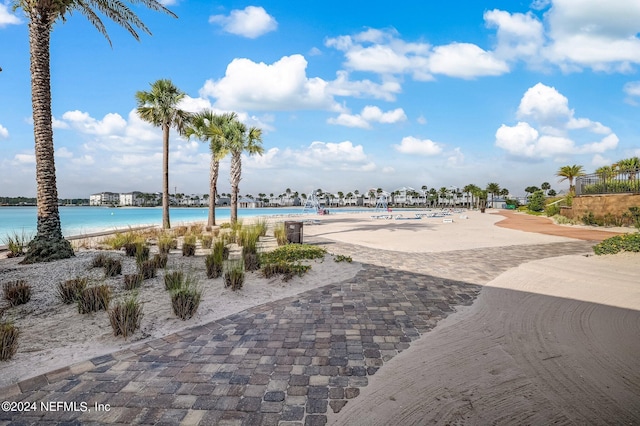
[528, 190, 546, 212]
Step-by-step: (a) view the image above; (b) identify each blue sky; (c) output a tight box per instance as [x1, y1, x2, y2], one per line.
[1, 0, 640, 199]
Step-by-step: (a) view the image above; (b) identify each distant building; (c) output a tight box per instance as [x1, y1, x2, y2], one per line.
[119, 191, 144, 206]
[90, 192, 119, 206]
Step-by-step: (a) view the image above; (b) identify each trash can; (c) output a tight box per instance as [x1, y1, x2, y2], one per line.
[284, 221, 303, 244]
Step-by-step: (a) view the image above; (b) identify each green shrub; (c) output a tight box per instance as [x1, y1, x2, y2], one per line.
[545, 203, 561, 217]
[527, 190, 545, 212]
[0, 321, 19, 361]
[334, 254, 352, 263]
[123, 274, 143, 290]
[3, 280, 31, 306]
[581, 211, 603, 226]
[552, 215, 577, 225]
[57, 277, 88, 304]
[77, 285, 111, 314]
[108, 295, 143, 338]
[224, 261, 245, 291]
[171, 284, 202, 320]
[593, 233, 640, 255]
[261, 262, 310, 282]
[261, 244, 326, 264]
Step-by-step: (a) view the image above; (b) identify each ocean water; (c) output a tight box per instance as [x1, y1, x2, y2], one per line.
[0, 206, 314, 239]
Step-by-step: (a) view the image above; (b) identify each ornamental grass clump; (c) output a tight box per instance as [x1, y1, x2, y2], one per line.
[108, 295, 143, 339]
[103, 231, 139, 250]
[170, 275, 202, 320]
[0, 321, 19, 361]
[182, 234, 197, 257]
[224, 260, 245, 291]
[57, 277, 88, 304]
[77, 284, 111, 314]
[134, 243, 150, 265]
[91, 253, 110, 268]
[213, 238, 229, 261]
[164, 270, 184, 291]
[201, 235, 213, 249]
[205, 251, 223, 279]
[138, 260, 157, 280]
[158, 233, 177, 254]
[3, 280, 32, 307]
[103, 258, 122, 277]
[240, 226, 261, 271]
[273, 223, 287, 246]
[3, 230, 30, 258]
[152, 253, 168, 269]
[123, 274, 143, 290]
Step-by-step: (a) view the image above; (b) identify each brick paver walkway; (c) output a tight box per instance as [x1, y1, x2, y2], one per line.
[0, 234, 596, 425]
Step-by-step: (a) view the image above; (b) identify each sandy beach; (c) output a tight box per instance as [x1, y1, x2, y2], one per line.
[0, 209, 638, 424]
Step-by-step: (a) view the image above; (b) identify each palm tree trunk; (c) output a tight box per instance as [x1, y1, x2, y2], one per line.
[23, 10, 74, 263]
[162, 123, 171, 229]
[208, 158, 219, 227]
[230, 152, 241, 224]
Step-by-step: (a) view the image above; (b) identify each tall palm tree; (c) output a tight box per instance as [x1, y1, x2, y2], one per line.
[438, 187, 448, 208]
[185, 111, 234, 227]
[16, 0, 176, 263]
[486, 182, 500, 208]
[556, 164, 585, 195]
[136, 79, 190, 229]
[227, 120, 264, 224]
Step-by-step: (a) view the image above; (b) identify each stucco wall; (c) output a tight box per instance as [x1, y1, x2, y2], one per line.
[560, 193, 640, 220]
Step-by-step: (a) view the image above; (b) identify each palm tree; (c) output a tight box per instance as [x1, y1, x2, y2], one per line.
[185, 110, 233, 227]
[438, 187, 448, 208]
[556, 164, 585, 195]
[227, 120, 264, 224]
[486, 182, 500, 208]
[614, 157, 640, 180]
[16, 0, 176, 263]
[136, 79, 190, 229]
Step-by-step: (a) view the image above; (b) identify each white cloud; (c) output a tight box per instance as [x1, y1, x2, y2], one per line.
[328, 71, 401, 102]
[446, 148, 465, 167]
[429, 43, 509, 79]
[496, 83, 619, 160]
[394, 136, 443, 156]
[591, 154, 611, 167]
[544, 0, 640, 71]
[328, 106, 407, 129]
[625, 81, 640, 96]
[55, 147, 74, 158]
[248, 140, 375, 173]
[484, 10, 544, 63]
[14, 153, 35, 164]
[209, 6, 277, 39]
[61, 110, 127, 136]
[0, 3, 21, 27]
[325, 29, 433, 80]
[0, 123, 8, 139]
[201, 55, 342, 112]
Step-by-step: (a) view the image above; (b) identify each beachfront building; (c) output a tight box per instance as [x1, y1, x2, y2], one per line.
[90, 192, 120, 206]
[119, 191, 144, 206]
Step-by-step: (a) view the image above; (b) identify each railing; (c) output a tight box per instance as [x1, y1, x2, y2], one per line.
[576, 168, 640, 195]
